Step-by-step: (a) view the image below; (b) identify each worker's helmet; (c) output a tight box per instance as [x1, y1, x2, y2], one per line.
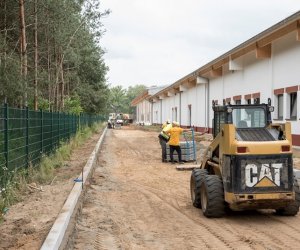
[172, 121, 179, 126]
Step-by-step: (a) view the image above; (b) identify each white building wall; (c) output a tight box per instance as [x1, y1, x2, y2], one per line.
[149, 26, 300, 144]
[272, 32, 300, 87]
[212, 51, 272, 105]
[180, 91, 188, 126]
[164, 97, 173, 122]
[135, 99, 152, 125]
[173, 93, 180, 122]
[272, 31, 300, 136]
[209, 77, 224, 127]
[176, 84, 208, 130]
[152, 101, 160, 124]
[197, 83, 209, 129]
[207, 31, 300, 135]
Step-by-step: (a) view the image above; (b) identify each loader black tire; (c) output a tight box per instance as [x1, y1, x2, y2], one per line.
[276, 179, 300, 216]
[201, 175, 225, 218]
[190, 169, 208, 208]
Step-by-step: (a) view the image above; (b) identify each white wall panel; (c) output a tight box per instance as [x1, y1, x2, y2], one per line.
[195, 84, 207, 128]
[150, 28, 300, 143]
[273, 31, 300, 88]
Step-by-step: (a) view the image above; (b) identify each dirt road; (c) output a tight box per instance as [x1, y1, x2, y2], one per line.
[71, 128, 300, 250]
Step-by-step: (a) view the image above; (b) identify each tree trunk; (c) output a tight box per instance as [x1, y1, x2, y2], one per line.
[55, 50, 60, 111]
[33, 0, 38, 110]
[3, 0, 7, 103]
[47, 35, 51, 111]
[60, 60, 65, 109]
[67, 67, 70, 97]
[46, 8, 52, 111]
[19, 0, 28, 106]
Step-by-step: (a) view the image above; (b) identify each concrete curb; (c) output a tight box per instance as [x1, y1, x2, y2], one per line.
[41, 127, 107, 250]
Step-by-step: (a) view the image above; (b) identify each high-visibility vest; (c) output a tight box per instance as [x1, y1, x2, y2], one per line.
[160, 131, 169, 140]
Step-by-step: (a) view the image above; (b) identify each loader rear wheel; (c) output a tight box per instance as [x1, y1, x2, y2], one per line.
[276, 179, 300, 216]
[190, 169, 207, 208]
[200, 175, 225, 218]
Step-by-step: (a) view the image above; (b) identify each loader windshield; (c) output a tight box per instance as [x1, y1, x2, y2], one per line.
[232, 107, 266, 128]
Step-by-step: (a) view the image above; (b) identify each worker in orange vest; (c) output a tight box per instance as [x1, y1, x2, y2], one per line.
[165, 121, 190, 164]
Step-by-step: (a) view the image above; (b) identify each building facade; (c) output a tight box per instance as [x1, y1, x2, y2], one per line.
[133, 12, 300, 146]
[131, 86, 165, 125]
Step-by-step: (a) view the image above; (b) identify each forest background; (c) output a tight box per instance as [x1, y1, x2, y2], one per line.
[0, 0, 146, 116]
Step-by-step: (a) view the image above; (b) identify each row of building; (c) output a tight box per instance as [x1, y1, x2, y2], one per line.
[131, 11, 300, 146]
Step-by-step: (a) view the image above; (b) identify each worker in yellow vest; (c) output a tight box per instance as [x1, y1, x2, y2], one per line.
[165, 121, 190, 164]
[158, 120, 172, 162]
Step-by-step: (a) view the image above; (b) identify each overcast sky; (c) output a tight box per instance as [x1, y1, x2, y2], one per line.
[100, 0, 300, 89]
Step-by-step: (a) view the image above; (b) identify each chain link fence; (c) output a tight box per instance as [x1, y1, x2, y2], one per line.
[0, 103, 105, 188]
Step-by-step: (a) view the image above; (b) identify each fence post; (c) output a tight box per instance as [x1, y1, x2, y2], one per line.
[4, 103, 9, 170]
[78, 114, 80, 131]
[68, 114, 72, 139]
[74, 114, 76, 134]
[76, 114, 80, 131]
[63, 112, 66, 140]
[26, 106, 29, 168]
[51, 111, 53, 149]
[40, 110, 43, 153]
[72, 114, 74, 134]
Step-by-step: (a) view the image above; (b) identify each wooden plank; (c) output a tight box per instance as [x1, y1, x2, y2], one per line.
[210, 67, 222, 78]
[256, 43, 271, 59]
[176, 164, 200, 171]
[257, 22, 297, 47]
[212, 57, 229, 70]
[231, 44, 256, 60]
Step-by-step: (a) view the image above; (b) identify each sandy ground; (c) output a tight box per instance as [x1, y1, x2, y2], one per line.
[71, 128, 300, 250]
[1, 126, 300, 250]
[0, 131, 103, 250]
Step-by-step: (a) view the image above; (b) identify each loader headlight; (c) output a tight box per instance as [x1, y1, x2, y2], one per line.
[281, 145, 290, 152]
[268, 106, 274, 112]
[237, 146, 247, 153]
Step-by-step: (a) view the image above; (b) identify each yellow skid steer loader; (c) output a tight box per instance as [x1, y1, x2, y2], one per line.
[190, 99, 300, 217]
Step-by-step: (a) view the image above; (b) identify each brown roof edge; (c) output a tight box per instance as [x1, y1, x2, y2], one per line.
[193, 11, 300, 75]
[131, 90, 149, 106]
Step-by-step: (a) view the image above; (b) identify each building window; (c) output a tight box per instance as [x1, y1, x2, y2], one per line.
[254, 98, 260, 104]
[235, 100, 241, 105]
[289, 92, 297, 120]
[277, 94, 283, 120]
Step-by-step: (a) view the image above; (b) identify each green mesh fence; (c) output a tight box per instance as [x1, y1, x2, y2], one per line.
[0, 104, 105, 188]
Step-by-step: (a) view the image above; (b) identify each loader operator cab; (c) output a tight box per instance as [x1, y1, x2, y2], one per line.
[212, 99, 284, 142]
